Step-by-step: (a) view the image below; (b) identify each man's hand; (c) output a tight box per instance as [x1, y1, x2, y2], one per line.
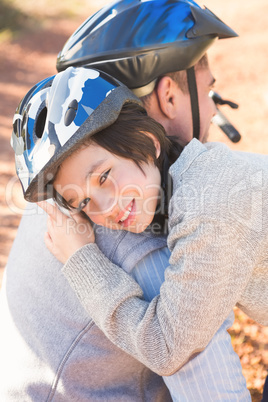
[38, 201, 95, 264]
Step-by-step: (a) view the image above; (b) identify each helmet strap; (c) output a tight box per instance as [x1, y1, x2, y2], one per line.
[186, 67, 200, 140]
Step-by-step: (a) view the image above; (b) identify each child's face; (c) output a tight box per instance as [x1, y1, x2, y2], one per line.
[54, 142, 162, 233]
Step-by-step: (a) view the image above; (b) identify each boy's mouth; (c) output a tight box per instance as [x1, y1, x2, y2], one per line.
[116, 199, 135, 226]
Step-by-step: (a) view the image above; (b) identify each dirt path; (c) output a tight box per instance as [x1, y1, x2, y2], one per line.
[0, 1, 268, 399]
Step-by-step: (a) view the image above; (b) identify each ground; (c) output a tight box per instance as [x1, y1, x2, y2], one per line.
[0, 0, 268, 400]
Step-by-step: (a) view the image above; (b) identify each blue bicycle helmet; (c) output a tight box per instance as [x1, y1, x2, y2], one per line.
[56, 0, 237, 139]
[11, 66, 142, 202]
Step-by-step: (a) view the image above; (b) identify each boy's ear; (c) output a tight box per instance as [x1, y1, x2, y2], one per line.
[145, 132, 161, 159]
[155, 76, 179, 119]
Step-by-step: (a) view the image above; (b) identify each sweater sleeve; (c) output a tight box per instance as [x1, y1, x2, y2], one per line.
[62, 201, 255, 375]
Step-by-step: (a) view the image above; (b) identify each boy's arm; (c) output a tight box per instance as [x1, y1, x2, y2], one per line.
[62, 209, 254, 375]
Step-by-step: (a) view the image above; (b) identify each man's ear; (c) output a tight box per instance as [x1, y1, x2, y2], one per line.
[155, 76, 180, 119]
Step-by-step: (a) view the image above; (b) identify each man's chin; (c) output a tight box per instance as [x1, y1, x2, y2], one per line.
[200, 127, 210, 144]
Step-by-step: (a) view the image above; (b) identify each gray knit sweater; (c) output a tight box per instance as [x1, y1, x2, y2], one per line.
[63, 139, 268, 375]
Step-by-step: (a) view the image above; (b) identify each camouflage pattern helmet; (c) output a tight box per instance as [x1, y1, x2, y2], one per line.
[11, 66, 142, 202]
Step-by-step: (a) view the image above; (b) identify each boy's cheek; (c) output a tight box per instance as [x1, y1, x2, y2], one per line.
[88, 214, 105, 227]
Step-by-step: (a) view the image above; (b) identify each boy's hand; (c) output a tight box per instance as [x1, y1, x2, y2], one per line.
[38, 201, 95, 264]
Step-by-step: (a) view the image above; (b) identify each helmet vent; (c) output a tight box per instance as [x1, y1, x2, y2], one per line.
[35, 106, 47, 138]
[65, 99, 78, 126]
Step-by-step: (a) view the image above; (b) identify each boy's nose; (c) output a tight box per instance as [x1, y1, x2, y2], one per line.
[92, 191, 117, 217]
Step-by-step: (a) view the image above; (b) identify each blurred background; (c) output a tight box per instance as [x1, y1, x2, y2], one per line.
[0, 0, 268, 399]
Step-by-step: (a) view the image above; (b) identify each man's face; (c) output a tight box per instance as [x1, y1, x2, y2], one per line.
[195, 67, 217, 143]
[164, 66, 217, 146]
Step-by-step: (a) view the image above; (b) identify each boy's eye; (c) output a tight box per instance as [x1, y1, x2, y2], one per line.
[78, 197, 90, 211]
[99, 169, 111, 185]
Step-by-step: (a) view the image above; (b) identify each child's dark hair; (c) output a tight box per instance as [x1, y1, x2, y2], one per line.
[78, 102, 177, 170]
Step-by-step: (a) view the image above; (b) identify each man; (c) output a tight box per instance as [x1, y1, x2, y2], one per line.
[1, 0, 250, 400]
